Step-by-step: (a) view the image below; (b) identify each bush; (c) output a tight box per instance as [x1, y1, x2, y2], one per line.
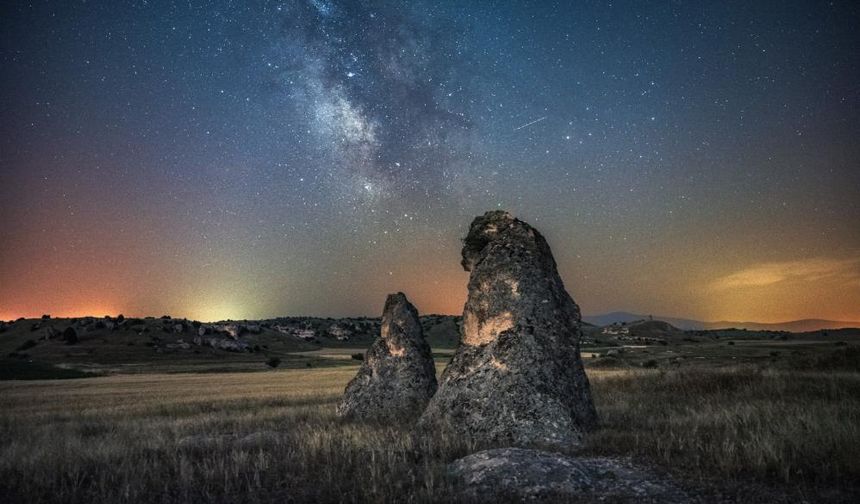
[63, 327, 79, 345]
[266, 357, 281, 369]
[16, 339, 37, 351]
[588, 356, 624, 368]
[351, 353, 364, 361]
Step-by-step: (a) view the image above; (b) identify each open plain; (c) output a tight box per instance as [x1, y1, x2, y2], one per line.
[2, 331, 859, 502]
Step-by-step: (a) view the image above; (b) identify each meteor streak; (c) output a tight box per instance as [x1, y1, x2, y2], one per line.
[513, 116, 547, 131]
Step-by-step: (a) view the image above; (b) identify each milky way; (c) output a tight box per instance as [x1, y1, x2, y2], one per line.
[273, 0, 474, 206]
[1, 1, 858, 322]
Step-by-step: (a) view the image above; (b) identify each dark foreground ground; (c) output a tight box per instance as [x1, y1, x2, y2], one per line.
[1, 316, 859, 502]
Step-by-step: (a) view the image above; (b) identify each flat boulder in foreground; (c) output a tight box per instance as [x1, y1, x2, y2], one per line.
[336, 292, 437, 421]
[449, 448, 689, 502]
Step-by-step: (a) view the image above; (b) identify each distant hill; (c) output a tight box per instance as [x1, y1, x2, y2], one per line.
[0, 314, 464, 378]
[598, 319, 684, 343]
[583, 312, 704, 330]
[583, 311, 860, 332]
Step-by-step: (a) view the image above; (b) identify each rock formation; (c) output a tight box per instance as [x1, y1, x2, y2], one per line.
[418, 210, 596, 447]
[337, 292, 437, 421]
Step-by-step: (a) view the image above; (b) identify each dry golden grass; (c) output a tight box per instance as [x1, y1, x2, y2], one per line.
[584, 368, 860, 484]
[0, 367, 468, 503]
[1, 365, 858, 503]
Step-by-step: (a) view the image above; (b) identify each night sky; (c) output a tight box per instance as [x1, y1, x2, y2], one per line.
[2, 1, 859, 323]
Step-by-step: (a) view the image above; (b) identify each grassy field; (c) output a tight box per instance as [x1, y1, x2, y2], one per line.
[1, 362, 859, 503]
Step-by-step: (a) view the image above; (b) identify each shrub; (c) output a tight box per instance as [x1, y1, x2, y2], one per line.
[588, 356, 623, 368]
[351, 353, 364, 361]
[16, 339, 37, 351]
[63, 327, 79, 345]
[266, 357, 281, 369]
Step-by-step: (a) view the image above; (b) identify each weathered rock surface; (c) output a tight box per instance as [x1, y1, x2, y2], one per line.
[337, 292, 437, 421]
[215, 323, 245, 339]
[44, 326, 59, 340]
[449, 448, 690, 503]
[418, 210, 596, 448]
[192, 335, 250, 352]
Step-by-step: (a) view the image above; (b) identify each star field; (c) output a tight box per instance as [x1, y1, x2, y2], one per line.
[1, 1, 858, 322]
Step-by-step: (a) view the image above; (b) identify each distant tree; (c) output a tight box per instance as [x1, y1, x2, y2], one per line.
[266, 357, 281, 369]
